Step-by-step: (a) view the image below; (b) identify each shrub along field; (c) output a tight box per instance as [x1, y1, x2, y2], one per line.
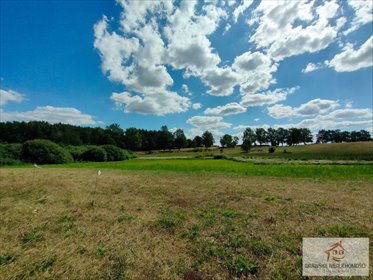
[0, 140, 135, 166]
[0, 168, 372, 279]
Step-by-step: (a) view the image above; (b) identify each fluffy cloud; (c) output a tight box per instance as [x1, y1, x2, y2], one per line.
[0, 89, 25, 106]
[232, 0, 253, 23]
[344, 0, 373, 35]
[302, 62, 327, 73]
[328, 36, 373, 72]
[186, 115, 231, 141]
[201, 67, 238, 96]
[94, 2, 194, 116]
[111, 91, 190, 115]
[240, 87, 298, 107]
[165, 2, 226, 75]
[181, 84, 189, 93]
[249, 0, 343, 61]
[93, 16, 140, 84]
[327, 108, 373, 119]
[232, 51, 277, 95]
[94, 1, 233, 114]
[1, 106, 97, 125]
[268, 98, 340, 119]
[192, 103, 202, 110]
[186, 116, 231, 129]
[204, 102, 246, 116]
[117, 1, 173, 33]
[277, 114, 372, 132]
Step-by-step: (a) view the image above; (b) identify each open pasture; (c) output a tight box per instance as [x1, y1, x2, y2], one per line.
[1, 166, 372, 279]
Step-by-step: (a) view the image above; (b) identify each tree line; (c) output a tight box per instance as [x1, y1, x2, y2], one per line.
[0, 121, 211, 151]
[0, 121, 371, 152]
[316, 129, 371, 143]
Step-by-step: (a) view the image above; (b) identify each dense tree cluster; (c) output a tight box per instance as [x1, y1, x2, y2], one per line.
[241, 127, 314, 151]
[220, 134, 239, 148]
[316, 129, 371, 143]
[0, 121, 214, 151]
[240, 127, 371, 152]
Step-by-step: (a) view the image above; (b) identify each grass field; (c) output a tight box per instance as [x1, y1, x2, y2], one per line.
[42, 159, 373, 180]
[137, 141, 373, 161]
[1, 143, 373, 279]
[1, 163, 373, 279]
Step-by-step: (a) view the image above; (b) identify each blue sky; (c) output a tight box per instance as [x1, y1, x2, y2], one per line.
[1, 0, 372, 140]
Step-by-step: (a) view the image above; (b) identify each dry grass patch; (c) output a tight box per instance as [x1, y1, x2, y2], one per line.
[0, 168, 372, 279]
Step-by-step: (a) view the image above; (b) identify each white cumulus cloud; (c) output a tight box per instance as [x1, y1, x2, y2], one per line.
[232, 51, 277, 95]
[302, 62, 328, 73]
[240, 87, 298, 107]
[186, 115, 231, 129]
[94, 1, 234, 114]
[249, 0, 343, 61]
[192, 103, 202, 110]
[111, 91, 190, 116]
[232, 0, 253, 23]
[268, 98, 340, 119]
[1, 106, 97, 125]
[344, 0, 373, 35]
[328, 36, 373, 72]
[0, 89, 25, 106]
[204, 102, 246, 116]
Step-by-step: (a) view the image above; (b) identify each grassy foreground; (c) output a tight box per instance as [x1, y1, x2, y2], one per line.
[1, 168, 372, 279]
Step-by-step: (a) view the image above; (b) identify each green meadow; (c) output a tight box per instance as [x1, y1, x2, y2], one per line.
[44, 158, 373, 180]
[1, 141, 373, 279]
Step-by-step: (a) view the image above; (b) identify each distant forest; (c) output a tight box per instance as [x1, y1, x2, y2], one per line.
[0, 121, 371, 151]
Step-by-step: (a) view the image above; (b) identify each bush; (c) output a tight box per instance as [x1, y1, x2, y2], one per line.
[268, 147, 276, 153]
[21, 139, 73, 164]
[0, 143, 22, 165]
[65, 145, 93, 161]
[122, 149, 136, 159]
[0, 143, 22, 160]
[102, 145, 127, 161]
[213, 154, 227, 160]
[0, 158, 23, 166]
[80, 147, 107, 162]
[66, 145, 134, 162]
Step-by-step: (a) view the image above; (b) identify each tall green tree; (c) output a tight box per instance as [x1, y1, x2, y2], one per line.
[241, 128, 256, 152]
[276, 127, 288, 146]
[105, 123, 126, 148]
[125, 128, 142, 151]
[231, 136, 239, 148]
[202, 131, 214, 148]
[255, 128, 267, 146]
[267, 128, 278, 146]
[220, 134, 233, 148]
[286, 128, 301, 146]
[173, 129, 187, 150]
[193, 136, 203, 147]
[299, 128, 313, 144]
[159, 125, 174, 150]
